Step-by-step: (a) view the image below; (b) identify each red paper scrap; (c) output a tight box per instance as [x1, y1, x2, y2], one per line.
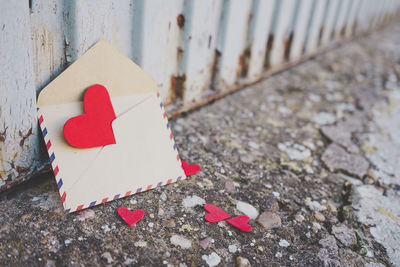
[204, 204, 231, 223]
[226, 215, 252, 232]
[117, 207, 145, 227]
[181, 160, 201, 176]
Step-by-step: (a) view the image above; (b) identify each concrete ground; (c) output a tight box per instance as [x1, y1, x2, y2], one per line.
[1, 22, 400, 266]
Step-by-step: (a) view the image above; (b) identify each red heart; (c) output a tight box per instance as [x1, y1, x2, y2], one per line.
[204, 204, 231, 223]
[226, 215, 252, 232]
[63, 84, 116, 148]
[117, 207, 145, 227]
[181, 160, 201, 176]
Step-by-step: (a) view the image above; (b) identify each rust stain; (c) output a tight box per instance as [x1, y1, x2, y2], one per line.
[210, 49, 222, 90]
[0, 128, 6, 142]
[283, 32, 294, 61]
[340, 25, 346, 37]
[19, 127, 32, 147]
[15, 165, 29, 174]
[237, 46, 251, 79]
[318, 26, 324, 46]
[177, 47, 184, 64]
[177, 14, 185, 29]
[170, 74, 186, 100]
[263, 33, 274, 70]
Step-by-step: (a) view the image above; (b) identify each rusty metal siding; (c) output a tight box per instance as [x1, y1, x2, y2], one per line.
[1, 0, 400, 191]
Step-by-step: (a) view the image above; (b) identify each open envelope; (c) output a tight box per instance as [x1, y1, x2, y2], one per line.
[37, 40, 186, 213]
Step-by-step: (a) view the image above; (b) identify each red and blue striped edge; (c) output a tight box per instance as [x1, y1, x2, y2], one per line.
[37, 91, 185, 214]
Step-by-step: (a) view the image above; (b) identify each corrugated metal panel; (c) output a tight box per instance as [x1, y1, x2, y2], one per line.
[1, 0, 400, 190]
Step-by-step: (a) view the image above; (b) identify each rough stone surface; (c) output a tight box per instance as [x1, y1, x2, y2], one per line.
[332, 224, 357, 247]
[1, 23, 400, 266]
[321, 143, 369, 178]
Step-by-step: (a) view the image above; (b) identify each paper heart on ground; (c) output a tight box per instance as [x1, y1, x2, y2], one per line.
[117, 207, 145, 227]
[204, 204, 231, 223]
[226, 215, 252, 232]
[181, 160, 201, 176]
[63, 84, 116, 148]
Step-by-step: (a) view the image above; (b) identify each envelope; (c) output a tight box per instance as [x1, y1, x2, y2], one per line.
[37, 40, 186, 213]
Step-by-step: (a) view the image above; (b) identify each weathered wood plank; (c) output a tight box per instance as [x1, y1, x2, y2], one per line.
[133, 0, 184, 104]
[247, 0, 275, 82]
[179, 0, 223, 106]
[213, 0, 253, 90]
[0, 1, 40, 191]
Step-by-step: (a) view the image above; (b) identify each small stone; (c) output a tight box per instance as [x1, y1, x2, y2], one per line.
[202, 252, 221, 267]
[236, 201, 259, 219]
[225, 180, 236, 193]
[163, 219, 176, 228]
[75, 209, 96, 221]
[101, 252, 113, 264]
[200, 237, 212, 249]
[314, 212, 325, 222]
[228, 245, 237, 253]
[305, 199, 326, 211]
[321, 143, 369, 178]
[313, 112, 336, 125]
[272, 192, 280, 198]
[261, 195, 279, 212]
[277, 142, 311, 161]
[257, 211, 281, 229]
[134, 240, 147, 248]
[160, 192, 167, 202]
[236, 256, 251, 267]
[182, 195, 206, 209]
[295, 214, 305, 222]
[312, 222, 321, 232]
[170, 235, 192, 249]
[278, 239, 290, 247]
[331, 224, 357, 247]
[275, 252, 282, 258]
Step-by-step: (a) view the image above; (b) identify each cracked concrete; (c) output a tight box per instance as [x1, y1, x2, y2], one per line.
[1, 22, 400, 266]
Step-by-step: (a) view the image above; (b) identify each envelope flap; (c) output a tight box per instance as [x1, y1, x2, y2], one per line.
[37, 40, 157, 107]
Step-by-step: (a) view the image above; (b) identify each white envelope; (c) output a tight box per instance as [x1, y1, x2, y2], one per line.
[37, 40, 186, 213]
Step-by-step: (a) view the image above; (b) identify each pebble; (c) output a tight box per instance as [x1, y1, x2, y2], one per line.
[75, 209, 96, 221]
[134, 240, 147, 248]
[272, 192, 280, 198]
[331, 224, 357, 247]
[236, 201, 259, 219]
[277, 142, 312, 161]
[257, 211, 281, 229]
[275, 252, 282, 258]
[236, 256, 251, 267]
[101, 252, 113, 263]
[163, 219, 176, 228]
[314, 212, 326, 222]
[200, 237, 212, 249]
[279, 239, 290, 247]
[305, 198, 326, 211]
[228, 245, 237, 253]
[312, 222, 321, 232]
[295, 214, 305, 222]
[170, 235, 192, 249]
[182, 195, 205, 209]
[225, 180, 236, 193]
[160, 192, 167, 202]
[312, 112, 336, 125]
[201, 252, 221, 267]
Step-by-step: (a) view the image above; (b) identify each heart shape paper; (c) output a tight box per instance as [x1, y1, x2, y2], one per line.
[181, 161, 201, 176]
[63, 84, 116, 148]
[204, 204, 231, 223]
[226, 215, 252, 232]
[117, 207, 145, 227]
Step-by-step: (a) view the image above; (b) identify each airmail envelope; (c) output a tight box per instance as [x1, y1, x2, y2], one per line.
[37, 40, 186, 213]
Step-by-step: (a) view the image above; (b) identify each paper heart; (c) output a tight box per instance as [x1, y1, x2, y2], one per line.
[63, 84, 116, 148]
[181, 160, 201, 176]
[204, 204, 231, 223]
[117, 207, 145, 227]
[226, 215, 252, 232]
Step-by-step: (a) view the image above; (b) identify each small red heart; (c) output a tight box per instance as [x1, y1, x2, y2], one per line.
[204, 204, 231, 223]
[117, 207, 145, 227]
[63, 84, 116, 148]
[226, 215, 252, 232]
[181, 160, 201, 176]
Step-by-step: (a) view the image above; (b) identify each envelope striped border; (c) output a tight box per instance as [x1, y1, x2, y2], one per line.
[37, 91, 185, 214]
